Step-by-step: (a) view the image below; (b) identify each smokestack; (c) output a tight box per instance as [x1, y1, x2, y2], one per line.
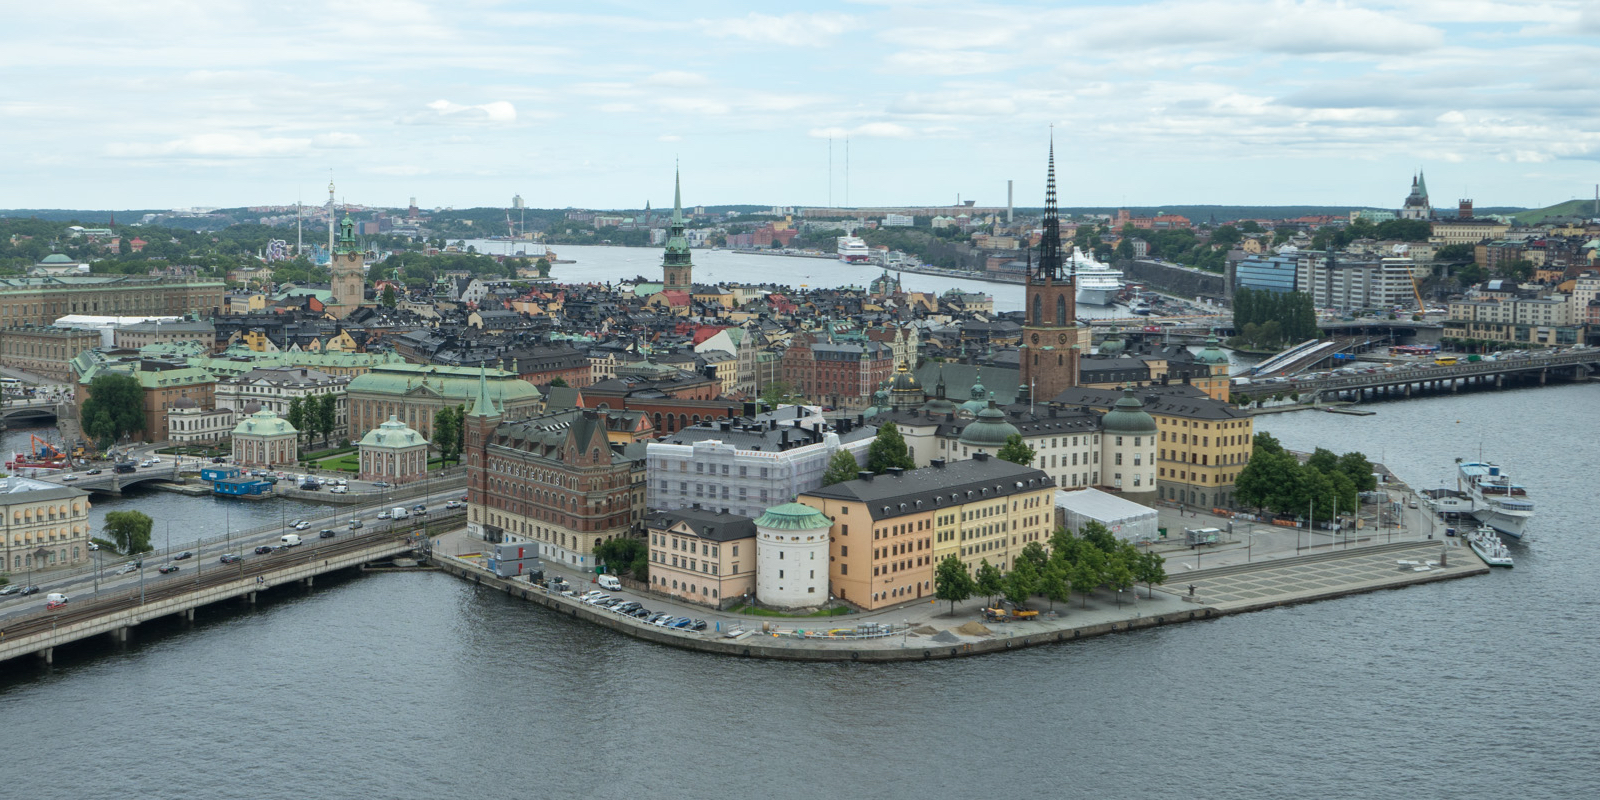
[1459, 199, 1473, 220]
[1007, 180, 1014, 223]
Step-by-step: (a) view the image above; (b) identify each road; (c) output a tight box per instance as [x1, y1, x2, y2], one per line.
[0, 486, 469, 623]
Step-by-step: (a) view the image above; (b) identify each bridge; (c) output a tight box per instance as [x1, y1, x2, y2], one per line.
[0, 398, 70, 427]
[1247, 350, 1600, 403]
[35, 463, 185, 495]
[0, 529, 421, 666]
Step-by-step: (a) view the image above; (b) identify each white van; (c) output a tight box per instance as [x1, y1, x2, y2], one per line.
[597, 574, 622, 591]
[46, 592, 69, 605]
[280, 533, 302, 547]
[391, 507, 410, 519]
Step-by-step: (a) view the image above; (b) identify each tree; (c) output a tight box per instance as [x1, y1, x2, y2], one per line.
[103, 510, 153, 555]
[1079, 520, 1118, 554]
[866, 421, 916, 473]
[81, 373, 145, 445]
[1040, 561, 1072, 610]
[433, 407, 458, 465]
[1072, 547, 1106, 608]
[996, 433, 1036, 466]
[1003, 557, 1040, 607]
[594, 537, 647, 578]
[549, 377, 569, 388]
[1433, 243, 1475, 262]
[1135, 550, 1168, 598]
[1336, 451, 1377, 492]
[821, 449, 862, 487]
[1210, 225, 1243, 247]
[1019, 541, 1049, 574]
[315, 393, 338, 446]
[974, 558, 1004, 606]
[381, 285, 397, 307]
[760, 380, 797, 407]
[933, 555, 976, 615]
[285, 396, 308, 448]
[1306, 447, 1340, 475]
[535, 257, 551, 278]
[1106, 549, 1136, 606]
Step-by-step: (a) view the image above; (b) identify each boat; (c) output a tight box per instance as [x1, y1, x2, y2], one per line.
[1465, 525, 1514, 567]
[836, 236, 872, 264]
[1070, 247, 1122, 305]
[1457, 460, 1534, 539]
[1130, 303, 1152, 316]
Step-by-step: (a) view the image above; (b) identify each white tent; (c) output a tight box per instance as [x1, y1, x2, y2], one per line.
[1055, 488, 1159, 543]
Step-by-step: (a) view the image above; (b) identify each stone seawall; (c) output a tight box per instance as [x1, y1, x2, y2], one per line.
[1119, 259, 1226, 300]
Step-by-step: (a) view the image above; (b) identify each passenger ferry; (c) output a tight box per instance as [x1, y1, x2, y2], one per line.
[1458, 460, 1534, 539]
[836, 236, 872, 263]
[1070, 247, 1123, 305]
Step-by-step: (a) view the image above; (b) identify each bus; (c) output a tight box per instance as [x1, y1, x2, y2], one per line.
[1434, 355, 1459, 366]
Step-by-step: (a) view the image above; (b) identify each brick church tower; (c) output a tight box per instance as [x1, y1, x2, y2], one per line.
[1018, 141, 1081, 403]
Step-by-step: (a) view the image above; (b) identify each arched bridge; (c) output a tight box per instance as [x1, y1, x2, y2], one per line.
[1258, 350, 1600, 403]
[0, 399, 69, 426]
[39, 464, 183, 495]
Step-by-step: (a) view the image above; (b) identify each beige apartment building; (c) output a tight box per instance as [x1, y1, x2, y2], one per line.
[645, 508, 757, 608]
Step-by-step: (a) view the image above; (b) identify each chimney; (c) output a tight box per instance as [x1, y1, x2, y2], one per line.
[720, 421, 731, 432]
[930, 458, 945, 469]
[743, 401, 757, 417]
[857, 471, 874, 482]
[886, 466, 905, 478]
[1459, 199, 1474, 220]
[972, 452, 990, 462]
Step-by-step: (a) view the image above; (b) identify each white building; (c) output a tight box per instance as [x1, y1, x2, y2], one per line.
[646, 406, 876, 518]
[1294, 253, 1417, 311]
[754, 503, 832, 608]
[166, 397, 235, 445]
[214, 367, 349, 428]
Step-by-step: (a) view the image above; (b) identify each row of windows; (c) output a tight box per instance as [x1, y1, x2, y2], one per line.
[653, 575, 721, 599]
[1160, 467, 1239, 485]
[1161, 450, 1245, 466]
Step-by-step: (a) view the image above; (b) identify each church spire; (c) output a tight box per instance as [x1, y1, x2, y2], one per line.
[468, 365, 499, 418]
[1036, 135, 1064, 281]
[662, 164, 693, 292]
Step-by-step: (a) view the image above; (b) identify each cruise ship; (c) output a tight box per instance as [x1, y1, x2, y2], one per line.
[837, 236, 872, 264]
[1069, 248, 1123, 305]
[1458, 460, 1534, 539]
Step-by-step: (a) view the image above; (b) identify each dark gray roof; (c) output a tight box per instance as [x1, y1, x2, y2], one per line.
[912, 362, 1019, 405]
[1049, 384, 1248, 421]
[647, 508, 757, 542]
[660, 406, 876, 451]
[805, 455, 1053, 521]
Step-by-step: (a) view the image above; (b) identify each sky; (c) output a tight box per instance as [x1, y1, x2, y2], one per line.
[3, 0, 1599, 211]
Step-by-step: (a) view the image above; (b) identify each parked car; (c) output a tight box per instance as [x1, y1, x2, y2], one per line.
[645, 613, 669, 624]
[372, 481, 390, 488]
[318, 529, 336, 539]
[330, 485, 348, 494]
[254, 545, 274, 555]
[690, 620, 708, 631]
[173, 551, 194, 561]
[158, 563, 180, 574]
[219, 554, 241, 564]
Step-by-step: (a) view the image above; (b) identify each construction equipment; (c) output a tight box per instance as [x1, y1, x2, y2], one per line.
[1411, 274, 1426, 311]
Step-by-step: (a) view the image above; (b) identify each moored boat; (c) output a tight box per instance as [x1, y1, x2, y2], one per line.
[1466, 525, 1514, 567]
[1457, 460, 1534, 539]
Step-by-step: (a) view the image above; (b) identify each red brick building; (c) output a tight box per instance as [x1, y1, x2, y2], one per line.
[780, 332, 895, 412]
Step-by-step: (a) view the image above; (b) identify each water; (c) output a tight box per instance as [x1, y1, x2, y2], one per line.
[459, 242, 1155, 315]
[2, 382, 1594, 798]
[1, 426, 342, 549]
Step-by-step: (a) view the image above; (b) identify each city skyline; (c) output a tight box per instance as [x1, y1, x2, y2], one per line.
[4, 0, 1598, 210]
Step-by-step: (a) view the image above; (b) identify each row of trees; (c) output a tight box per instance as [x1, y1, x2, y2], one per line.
[432, 406, 466, 465]
[933, 522, 1167, 615]
[285, 394, 340, 449]
[1234, 433, 1376, 522]
[1231, 288, 1320, 348]
[1309, 218, 1431, 251]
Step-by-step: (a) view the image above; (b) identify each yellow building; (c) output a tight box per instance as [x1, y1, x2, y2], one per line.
[1052, 385, 1252, 511]
[1, 477, 93, 572]
[800, 455, 1055, 610]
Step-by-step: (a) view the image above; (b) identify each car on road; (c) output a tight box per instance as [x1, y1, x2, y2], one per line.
[0, 585, 19, 596]
[115, 563, 139, 575]
[18, 585, 40, 596]
[377, 510, 391, 520]
[348, 519, 363, 530]
[62, 474, 78, 481]
[254, 545, 274, 555]
[211, 457, 226, 464]
[294, 521, 311, 530]
[445, 500, 462, 510]
[87, 468, 101, 475]
[318, 529, 336, 539]
[158, 563, 180, 574]
[173, 551, 194, 560]
[372, 481, 390, 488]
[330, 485, 348, 494]
[219, 554, 241, 564]
[412, 504, 427, 515]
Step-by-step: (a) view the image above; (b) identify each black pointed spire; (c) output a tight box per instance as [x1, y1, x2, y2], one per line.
[1037, 137, 1063, 281]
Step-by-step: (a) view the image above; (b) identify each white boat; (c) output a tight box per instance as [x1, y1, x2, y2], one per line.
[1457, 460, 1534, 539]
[1070, 247, 1122, 305]
[836, 236, 872, 264]
[1466, 525, 1514, 567]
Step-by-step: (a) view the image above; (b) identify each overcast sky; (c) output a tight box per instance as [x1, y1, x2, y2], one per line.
[4, 0, 1598, 211]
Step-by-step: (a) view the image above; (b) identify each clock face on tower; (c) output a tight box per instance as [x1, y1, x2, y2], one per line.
[1031, 333, 1040, 344]
[1059, 333, 1068, 344]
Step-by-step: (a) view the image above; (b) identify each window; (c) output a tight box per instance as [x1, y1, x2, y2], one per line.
[841, 563, 848, 575]
[840, 546, 848, 556]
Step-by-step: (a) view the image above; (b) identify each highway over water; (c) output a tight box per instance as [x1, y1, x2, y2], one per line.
[1248, 350, 1599, 402]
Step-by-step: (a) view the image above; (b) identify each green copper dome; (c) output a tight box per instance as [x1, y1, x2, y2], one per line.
[1196, 334, 1229, 366]
[958, 400, 1021, 448]
[1102, 388, 1158, 435]
[1098, 329, 1126, 356]
[755, 503, 832, 531]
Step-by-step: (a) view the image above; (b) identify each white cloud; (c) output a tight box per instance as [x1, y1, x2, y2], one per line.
[644, 71, 710, 87]
[423, 99, 517, 123]
[106, 133, 310, 158]
[809, 123, 916, 139]
[313, 132, 366, 148]
[368, 165, 430, 176]
[703, 12, 854, 46]
[658, 134, 682, 142]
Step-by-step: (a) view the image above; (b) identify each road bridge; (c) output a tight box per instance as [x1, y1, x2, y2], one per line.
[0, 398, 70, 428]
[43, 463, 185, 495]
[1248, 350, 1599, 404]
[0, 529, 422, 666]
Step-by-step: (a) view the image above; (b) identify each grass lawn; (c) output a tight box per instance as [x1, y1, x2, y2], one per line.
[726, 604, 854, 618]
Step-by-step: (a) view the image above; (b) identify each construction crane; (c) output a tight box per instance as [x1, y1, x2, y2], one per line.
[1411, 274, 1426, 311]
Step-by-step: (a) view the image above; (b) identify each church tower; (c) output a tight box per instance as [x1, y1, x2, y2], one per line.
[662, 168, 692, 293]
[1018, 140, 1081, 403]
[329, 214, 365, 319]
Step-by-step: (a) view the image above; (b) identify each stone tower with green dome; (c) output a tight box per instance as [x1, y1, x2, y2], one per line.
[329, 214, 365, 319]
[1101, 387, 1158, 504]
[662, 168, 693, 293]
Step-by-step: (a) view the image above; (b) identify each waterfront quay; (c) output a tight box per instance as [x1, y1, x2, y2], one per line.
[427, 525, 1486, 663]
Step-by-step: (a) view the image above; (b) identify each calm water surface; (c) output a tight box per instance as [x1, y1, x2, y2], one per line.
[2, 355, 1594, 799]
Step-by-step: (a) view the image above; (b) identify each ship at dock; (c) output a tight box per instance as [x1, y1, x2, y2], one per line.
[1069, 247, 1123, 305]
[1458, 460, 1534, 539]
[836, 236, 872, 264]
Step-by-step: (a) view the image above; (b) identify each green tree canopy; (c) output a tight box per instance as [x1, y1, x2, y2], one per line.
[933, 554, 976, 615]
[1003, 556, 1040, 607]
[103, 510, 154, 555]
[81, 373, 145, 445]
[974, 558, 1004, 606]
[821, 449, 862, 487]
[867, 421, 916, 473]
[996, 433, 1037, 466]
[595, 537, 647, 579]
